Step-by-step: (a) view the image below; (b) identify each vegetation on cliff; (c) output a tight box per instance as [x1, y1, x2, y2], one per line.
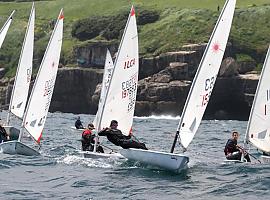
[0, 0, 269, 77]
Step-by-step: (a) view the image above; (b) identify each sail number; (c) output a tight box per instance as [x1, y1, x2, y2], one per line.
[44, 76, 55, 111]
[124, 58, 136, 69]
[202, 76, 215, 106]
[27, 68, 31, 83]
[122, 73, 137, 111]
[44, 77, 55, 97]
[205, 76, 215, 91]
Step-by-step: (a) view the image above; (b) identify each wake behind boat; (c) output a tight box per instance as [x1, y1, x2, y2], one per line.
[81, 150, 124, 159]
[120, 0, 236, 172]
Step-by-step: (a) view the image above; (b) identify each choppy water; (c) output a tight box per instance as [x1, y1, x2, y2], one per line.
[0, 111, 269, 200]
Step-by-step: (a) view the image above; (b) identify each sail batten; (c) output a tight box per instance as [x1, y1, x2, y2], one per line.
[173, 0, 236, 150]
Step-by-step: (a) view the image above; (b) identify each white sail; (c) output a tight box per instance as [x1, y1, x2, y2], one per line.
[93, 49, 114, 130]
[8, 3, 35, 122]
[245, 46, 270, 153]
[177, 0, 236, 149]
[0, 10, 15, 48]
[22, 9, 64, 142]
[98, 6, 138, 135]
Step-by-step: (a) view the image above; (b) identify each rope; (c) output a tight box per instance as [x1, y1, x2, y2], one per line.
[238, 146, 261, 163]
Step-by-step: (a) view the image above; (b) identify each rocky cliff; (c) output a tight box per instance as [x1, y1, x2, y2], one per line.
[0, 43, 259, 120]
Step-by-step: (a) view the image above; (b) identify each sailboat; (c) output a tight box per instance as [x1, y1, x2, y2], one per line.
[0, 9, 64, 156]
[83, 6, 138, 159]
[3, 3, 35, 141]
[0, 10, 15, 49]
[82, 49, 117, 158]
[242, 45, 270, 163]
[120, 0, 236, 172]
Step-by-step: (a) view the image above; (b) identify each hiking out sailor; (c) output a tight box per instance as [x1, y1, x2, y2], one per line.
[224, 131, 251, 162]
[81, 123, 104, 153]
[98, 120, 148, 150]
[0, 124, 9, 143]
[75, 116, 84, 129]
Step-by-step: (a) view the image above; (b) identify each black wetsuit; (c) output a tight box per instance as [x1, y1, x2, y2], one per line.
[0, 126, 8, 143]
[98, 128, 147, 150]
[224, 139, 250, 162]
[75, 119, 84, 129]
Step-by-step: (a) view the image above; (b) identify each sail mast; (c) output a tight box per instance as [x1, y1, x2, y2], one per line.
[171, 0, 236, 153]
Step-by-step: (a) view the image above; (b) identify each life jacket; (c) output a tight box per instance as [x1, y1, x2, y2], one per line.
[224, 139, 230, 155]
[82, 129, 92, 137]
[224, 139, 238, 156]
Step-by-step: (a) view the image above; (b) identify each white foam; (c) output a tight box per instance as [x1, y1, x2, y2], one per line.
[134, 115, 180, 120]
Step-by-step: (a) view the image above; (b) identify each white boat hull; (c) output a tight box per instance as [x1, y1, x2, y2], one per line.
[261, 155, 270, 163]
[0, 141, 40, 156]
[222, 159, 245, 164]
[3, 125, 20, 140]
[120, 148, 189, 172]
[71, 126, 84, 131]
[81, 150, 124, 159]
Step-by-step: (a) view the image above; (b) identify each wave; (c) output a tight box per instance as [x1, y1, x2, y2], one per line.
[134, 115, 180, 120]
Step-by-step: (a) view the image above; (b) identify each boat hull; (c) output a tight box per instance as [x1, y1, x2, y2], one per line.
[81, 150, 124, 159]
[3, 125, 20, 140]
[222, 159, 245, 164]
[261, 155, 270, 163]
[0, 141, 40, 156]
[120, 148, 189, 172]
[71, 126, 84, 132]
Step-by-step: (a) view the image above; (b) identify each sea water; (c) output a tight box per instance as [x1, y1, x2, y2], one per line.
[0, 111, 269, 200]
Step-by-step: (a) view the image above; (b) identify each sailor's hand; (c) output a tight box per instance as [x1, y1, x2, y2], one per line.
[236, 144, 242, 149]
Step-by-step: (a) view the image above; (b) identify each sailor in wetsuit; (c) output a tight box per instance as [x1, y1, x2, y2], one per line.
[224, 131, 250, 162]
[98, 120, 147, 150]
[0, 124, 9, 143]
[81, 123, 104, 153]
[75, 116, 84, 129]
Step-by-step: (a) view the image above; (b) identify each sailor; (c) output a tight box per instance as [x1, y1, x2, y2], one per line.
[0, 123, 9, 143]
[224, 131, 251, 162]
[81, 123, 104, 153]
[98, 120, 148, 150]
[75, 116, 84, 129]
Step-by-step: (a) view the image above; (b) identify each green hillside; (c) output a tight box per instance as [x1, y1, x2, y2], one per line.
[0, 0, 269, 77]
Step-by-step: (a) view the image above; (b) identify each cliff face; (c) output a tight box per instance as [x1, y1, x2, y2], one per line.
[0, 43, 259, 120]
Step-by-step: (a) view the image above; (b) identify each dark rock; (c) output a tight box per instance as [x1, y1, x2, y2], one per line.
[0, 68, 5, 79]
[73, 40, 118, 68]
[219, 57, 239, 77]
[237, 60, 256, 74]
